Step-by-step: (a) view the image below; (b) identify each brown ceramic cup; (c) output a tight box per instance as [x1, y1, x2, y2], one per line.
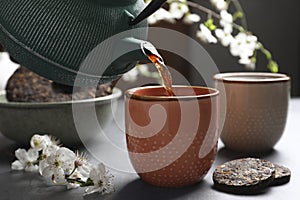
[214, 72, 290, 153]
[125, 86, 219, 187]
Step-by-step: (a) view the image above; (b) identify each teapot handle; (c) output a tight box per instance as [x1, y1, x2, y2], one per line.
[130, 0, 167, 25]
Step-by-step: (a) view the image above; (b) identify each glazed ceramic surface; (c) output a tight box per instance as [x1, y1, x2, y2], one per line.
[125, 86, 220, 187]
[214, 72, 290, 153]
[0, 88, 121, 147]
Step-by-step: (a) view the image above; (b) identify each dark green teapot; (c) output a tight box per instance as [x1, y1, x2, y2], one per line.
[0, 0, 166, 86]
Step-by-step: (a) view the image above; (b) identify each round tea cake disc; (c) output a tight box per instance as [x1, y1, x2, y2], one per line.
[271, 164, 291, 186]
[213, 158, 275, 194]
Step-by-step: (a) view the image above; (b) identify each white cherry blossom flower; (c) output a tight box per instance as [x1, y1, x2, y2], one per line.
[11, 148, 39, 172]
[30, 134, 52, 151]
[38, 144, 60, 175]
[230, 32, 258, 58]
[238, 56, 252, 65]
[42, 144, 60, 157]
[74, 152, 91, 180]
[122, 67, 139, 82]
[239, 56, 256, 70]
[210, 0, 228, 11]
[230, 32, 259, 68]
[183, 13, 201, 24]
[65, 170, 86, 189]
[196, 24, 217, 44]
[137, 64, 150, 75]
[169, 1, 189, 20]
[122, 64, 160, 83]
[147, 8, 175, 24]
[220, 10, 233, 33]
[85, 163, 114, 195]
[53, 152, 91, 189]
[215, 28, 234, 46]
[41, 147, 76, 184]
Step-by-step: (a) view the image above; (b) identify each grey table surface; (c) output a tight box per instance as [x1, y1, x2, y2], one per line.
[0, 98, 299, 200]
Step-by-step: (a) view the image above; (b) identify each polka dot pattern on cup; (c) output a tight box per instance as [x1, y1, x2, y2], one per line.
[221, 104, 288, 152]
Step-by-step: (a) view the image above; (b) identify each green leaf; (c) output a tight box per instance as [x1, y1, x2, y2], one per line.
[268, 60, 279, 73]
[265, 51, 272, 60]
[233, 11, 244, 20]
[204, 18, 216, 31]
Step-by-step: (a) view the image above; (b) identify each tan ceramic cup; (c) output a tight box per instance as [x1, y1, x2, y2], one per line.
[214, 72, 290, 153]
[125, 86, 219, 187]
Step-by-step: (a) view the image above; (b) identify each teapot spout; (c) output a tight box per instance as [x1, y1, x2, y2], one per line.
[130, 0, 167, 25]
[110, 37, 158, 75]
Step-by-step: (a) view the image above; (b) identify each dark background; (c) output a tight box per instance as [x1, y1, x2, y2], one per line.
[150, 0, 300, 96]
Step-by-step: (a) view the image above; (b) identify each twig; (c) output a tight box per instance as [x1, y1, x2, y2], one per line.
[231, 0, 248, 29]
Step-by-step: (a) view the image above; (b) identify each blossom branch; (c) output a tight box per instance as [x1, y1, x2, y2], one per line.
[185, 1, 220, 19]
[186, 1, 220, 20]
[11, 134, 114, 196]
[185, 0, 245, 32]
[121, 0, 279, 83]
[231, 0, 248, 29]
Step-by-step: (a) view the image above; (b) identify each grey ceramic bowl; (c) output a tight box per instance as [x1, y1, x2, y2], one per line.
[0, 88, 122, 147]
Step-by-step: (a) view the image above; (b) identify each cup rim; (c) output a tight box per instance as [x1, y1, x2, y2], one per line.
[125, 85, 219, 101]
[213, 72, 290, 83]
